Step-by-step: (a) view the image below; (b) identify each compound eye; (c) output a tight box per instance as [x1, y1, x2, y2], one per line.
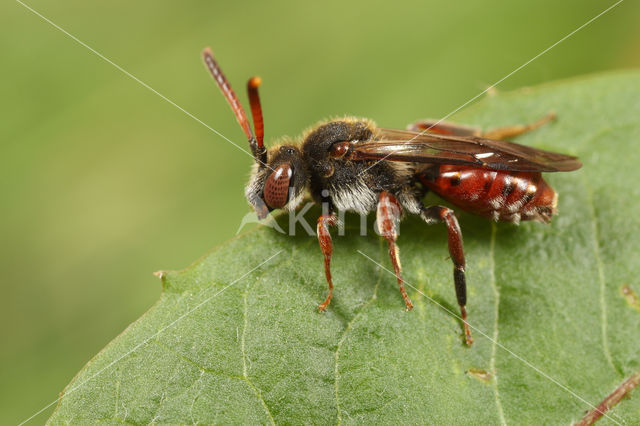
[264, 163, 292, 209]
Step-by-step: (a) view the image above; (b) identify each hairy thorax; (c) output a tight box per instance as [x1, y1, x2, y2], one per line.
[300, 118, 415, 214]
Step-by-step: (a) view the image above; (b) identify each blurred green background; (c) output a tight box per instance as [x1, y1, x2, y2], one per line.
[2, 0, 639, 423]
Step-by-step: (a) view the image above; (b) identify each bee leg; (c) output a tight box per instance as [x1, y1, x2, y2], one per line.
[420, 205, 474, 347]
[377, 192, 413, 311]
[317, 213, 338, 311]
[481, 112, 555, 140]
[407, 119, 479, 136]
[408, 112, 555, 140]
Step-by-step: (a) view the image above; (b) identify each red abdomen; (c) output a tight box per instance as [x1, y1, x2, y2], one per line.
[419, 165, 557, 223]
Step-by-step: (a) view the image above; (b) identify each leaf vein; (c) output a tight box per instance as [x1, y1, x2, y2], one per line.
[333, 241, 385, 425]
[241, 280, 276, 424]
[583, 177, 619, 375]
[489, 222, 507, 425]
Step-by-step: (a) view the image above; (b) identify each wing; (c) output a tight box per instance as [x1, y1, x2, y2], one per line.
[350, 128, 582, 172]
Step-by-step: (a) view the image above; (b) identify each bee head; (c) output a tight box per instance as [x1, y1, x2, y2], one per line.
[203, 48, 309, 219]
[245, 145, 308, 219]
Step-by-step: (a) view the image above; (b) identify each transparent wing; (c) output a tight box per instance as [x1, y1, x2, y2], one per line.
[350, 128, 582, 172]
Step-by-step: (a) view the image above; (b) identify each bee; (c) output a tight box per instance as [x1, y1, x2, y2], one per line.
[202, 48, 582, 346]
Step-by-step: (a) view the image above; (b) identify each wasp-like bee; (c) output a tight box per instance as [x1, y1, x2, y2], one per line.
[202, 48, 581, 346]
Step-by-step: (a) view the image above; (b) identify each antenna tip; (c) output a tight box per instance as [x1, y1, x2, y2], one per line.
[202, 47, 213, 58]
[249, 76, 262, 89]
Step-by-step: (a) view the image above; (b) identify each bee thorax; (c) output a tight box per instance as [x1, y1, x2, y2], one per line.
[329, 178, 378, 214]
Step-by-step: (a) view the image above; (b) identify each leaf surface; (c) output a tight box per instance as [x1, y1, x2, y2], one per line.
[49, 72, 640, 424]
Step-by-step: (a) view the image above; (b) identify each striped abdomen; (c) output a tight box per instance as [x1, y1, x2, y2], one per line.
[419, 165, 557, 224]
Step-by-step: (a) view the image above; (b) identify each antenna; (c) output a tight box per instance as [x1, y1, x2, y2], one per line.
[202, 48, 266, 165]
[247, 77, 264, 149]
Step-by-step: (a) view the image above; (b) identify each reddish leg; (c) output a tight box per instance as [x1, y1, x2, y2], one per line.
[377, 192, 413, 311]
[420, 205, 474, 347]
[407, 119, 479, 136]
[407, 112, 555, 140]
[317, 213, 338, 311]
[481, 112, 555, 140]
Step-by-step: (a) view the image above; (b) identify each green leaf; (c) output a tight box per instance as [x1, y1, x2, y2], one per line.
[49, 72, 640, 424]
